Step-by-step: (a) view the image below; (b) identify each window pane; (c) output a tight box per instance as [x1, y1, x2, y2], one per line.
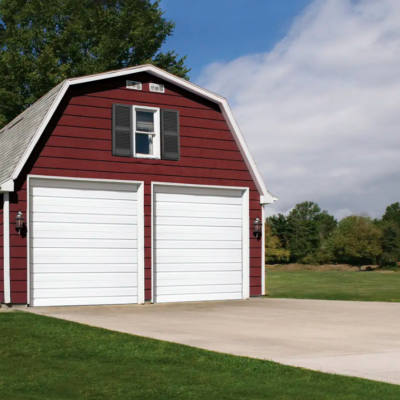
[136, 133, 153, 155]
[136, 111, 154, 132]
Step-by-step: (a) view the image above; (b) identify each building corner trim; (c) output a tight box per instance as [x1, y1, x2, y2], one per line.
[3, 193, 11, 304]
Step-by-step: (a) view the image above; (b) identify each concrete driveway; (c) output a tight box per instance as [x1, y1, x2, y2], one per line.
[28, 298, 400, 385]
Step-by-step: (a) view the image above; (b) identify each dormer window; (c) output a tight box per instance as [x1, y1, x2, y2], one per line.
[112, 103, 179, 160]
[134, 107, 160, 158]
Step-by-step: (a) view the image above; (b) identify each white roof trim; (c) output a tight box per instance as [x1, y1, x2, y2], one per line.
[0, 179, 14, 193]
[10, 64, 274, 203]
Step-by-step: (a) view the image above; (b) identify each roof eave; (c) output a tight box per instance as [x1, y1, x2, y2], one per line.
[0, 179, 14, 193]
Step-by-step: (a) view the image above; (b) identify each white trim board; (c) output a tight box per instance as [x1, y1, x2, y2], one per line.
[2, 193, 11, 304]
[151, 182, 250, 303]
[27, 175, 145, 306]
[8, 65, 275, 204]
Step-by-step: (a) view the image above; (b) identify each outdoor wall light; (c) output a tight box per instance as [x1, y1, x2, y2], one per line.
[15, 210, 24, 235]
[253, 217, 262, 240]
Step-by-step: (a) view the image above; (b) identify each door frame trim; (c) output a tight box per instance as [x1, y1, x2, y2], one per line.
[151, 182, 250, 303]
[27, 175, 145, 306]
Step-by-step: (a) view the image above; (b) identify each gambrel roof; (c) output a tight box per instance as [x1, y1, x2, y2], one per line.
[0, 64, 276, 203]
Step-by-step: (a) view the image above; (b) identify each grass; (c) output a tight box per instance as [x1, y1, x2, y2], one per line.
[0, 312, 400, 399]
[266, 269, 400, 302]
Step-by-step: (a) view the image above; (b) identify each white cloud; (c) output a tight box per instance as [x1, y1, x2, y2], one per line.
[197, 0, 400, 219]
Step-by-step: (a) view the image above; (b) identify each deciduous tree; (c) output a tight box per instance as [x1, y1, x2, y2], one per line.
[0, 0, 190, 127]
[326, 215, 382, 266]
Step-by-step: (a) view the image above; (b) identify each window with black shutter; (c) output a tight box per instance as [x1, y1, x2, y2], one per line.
[112, 104, 180, 160]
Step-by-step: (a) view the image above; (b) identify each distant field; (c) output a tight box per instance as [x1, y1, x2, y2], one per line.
[265, 267, 400, 302]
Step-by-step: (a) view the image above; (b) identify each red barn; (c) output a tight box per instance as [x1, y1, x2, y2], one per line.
[0, 65, 276, 307]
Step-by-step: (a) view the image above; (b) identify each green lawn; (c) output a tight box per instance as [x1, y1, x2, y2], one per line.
[0, 312, 399, 399]
[266, 269, 400, 302]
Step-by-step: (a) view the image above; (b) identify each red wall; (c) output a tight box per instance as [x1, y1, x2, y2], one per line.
[10, 72, 263, 304]
[0, 198, 3, 303]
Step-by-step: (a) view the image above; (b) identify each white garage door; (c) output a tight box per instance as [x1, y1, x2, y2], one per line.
[29, 178, 140, 307]
[153, 185, 246, 303]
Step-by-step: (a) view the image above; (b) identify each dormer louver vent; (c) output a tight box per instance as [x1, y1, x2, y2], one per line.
[126, 80, 142, 90]
[150, 83, 165, 93]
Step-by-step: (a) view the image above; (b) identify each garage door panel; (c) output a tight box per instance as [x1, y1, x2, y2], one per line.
[32, 223, 135, 235]
[157, 249, 241, 258]
[156, 292, 242, 303]
[33, 287, 137, 298]
[31, 238, 137, 249]
[155, 217, 241, 227]
[155, 263, 243, 272]
[155, 233, 241, 241]
[31, 212, 137, 225]
[31, 196, 137, 210]
[32, 256, 135, 264]
[156, 240, 241, 249]
[155, 193, 242, 205]
[155, 202, 242, 213]
[33, 264, 136, 273]
[155, 185, 242, 197]
[154, 208, 241, 219]
[32, 229, 137, 240]
[156, 271, 242, 286]
[32, 273, 138, 289]
[33, 248, 136, 257]
[154, 185, 245, 303]
[30, 179, 139, 306]
[32, 296, 138, 307]
[32, 204, 137, 216]
[155, 226, 242, 240]
[156, 284, 242, 296]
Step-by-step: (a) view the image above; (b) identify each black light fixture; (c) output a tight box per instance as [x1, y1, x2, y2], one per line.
[253, 217, 262, 240]
[15, 210, 24, 234]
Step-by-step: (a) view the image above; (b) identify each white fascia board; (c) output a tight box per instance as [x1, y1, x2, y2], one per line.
[11, 64, 272, 203]
[260, 194, 278, 205]
[0, 179, 14, 193]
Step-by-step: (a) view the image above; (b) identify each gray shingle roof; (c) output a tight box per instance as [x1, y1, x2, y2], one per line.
[0, 81, 65, 185]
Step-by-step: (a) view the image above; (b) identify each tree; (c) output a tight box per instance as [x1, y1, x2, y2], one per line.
[326, 215, 382, 266]
[267, 213, 290, 250]
[264, 222, 290, 264]
[382, 202, 400, 227]
[286, 202, 322, 262]
[0, 0, 190, 127]
[315, 211, 337, 245]
[377, 220, 400, 266]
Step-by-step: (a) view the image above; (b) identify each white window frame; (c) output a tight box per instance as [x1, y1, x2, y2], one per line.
[132, 105, 161, 159]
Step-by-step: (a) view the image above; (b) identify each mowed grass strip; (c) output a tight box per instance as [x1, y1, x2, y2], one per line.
[266, 270, 400, 302]
[1, 312, 400, 400]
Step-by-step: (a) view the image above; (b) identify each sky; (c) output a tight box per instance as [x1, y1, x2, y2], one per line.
[161, 0, 400, 220]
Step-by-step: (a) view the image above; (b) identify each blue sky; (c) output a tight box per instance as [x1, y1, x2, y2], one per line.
[160, 0, 311, 81]
[160, 0, 400, 219]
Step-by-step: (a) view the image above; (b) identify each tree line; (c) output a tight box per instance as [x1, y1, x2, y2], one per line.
[265, 201, 400, 266]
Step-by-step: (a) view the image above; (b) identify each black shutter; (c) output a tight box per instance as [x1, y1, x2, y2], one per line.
[161, 109, 180, 160]
[112, 104, 132, 157]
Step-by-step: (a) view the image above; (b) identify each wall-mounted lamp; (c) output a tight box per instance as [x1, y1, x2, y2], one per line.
[15, 210, 24, 235]
[253, 217, 262, 240]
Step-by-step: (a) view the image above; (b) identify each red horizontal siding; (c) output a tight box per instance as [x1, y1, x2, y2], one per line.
[67, 98, 226, 121]
[9, 71, 264, 304]
[39, 146, 249, 171]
